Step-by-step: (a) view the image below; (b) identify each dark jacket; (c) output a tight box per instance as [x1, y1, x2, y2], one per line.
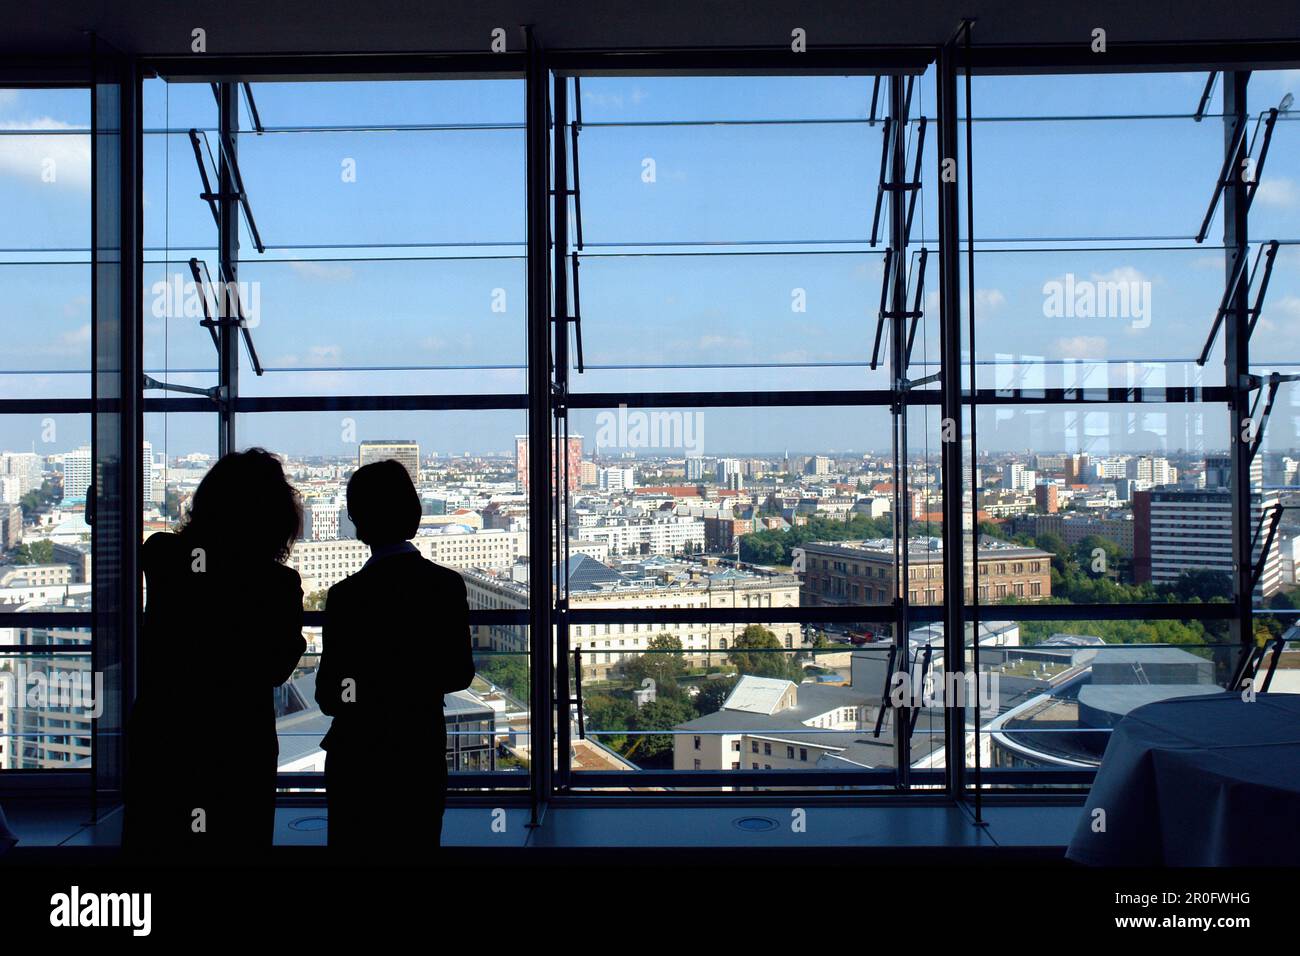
[123, 531, 305, 857]
[315, 549, 475, 765]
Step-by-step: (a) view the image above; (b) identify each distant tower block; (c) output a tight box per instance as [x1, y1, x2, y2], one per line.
[358, 440, 420, 484]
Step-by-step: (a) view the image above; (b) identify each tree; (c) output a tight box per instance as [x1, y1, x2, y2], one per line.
[477, 655, 529, 702]
[727, 624, 802, 681]
[622, 633, 688, 690]
[19, 479, 59, 517]
[694, 676, 738, 715]
[583, 693, 637, 753]
[12, 540, 54, 565]
[1074, 534, 1122, 578]
[628, 696, 698, 763]
[1158, 569, 1232, 603]
[304, 589, 328, 611]
[738, 512, 893, 565]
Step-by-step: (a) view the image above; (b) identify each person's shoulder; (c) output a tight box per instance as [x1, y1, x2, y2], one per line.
[270, 561, 301, 587]
[422, 558, 466, 591]
[141, 531, 186, 569]
[143, 530, 181, 553]
[327, 572, 356, 601]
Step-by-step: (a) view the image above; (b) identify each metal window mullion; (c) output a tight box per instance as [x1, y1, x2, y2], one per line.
[551, 71, 575, 792]
[525, 29, 553, 825]
[936, 37, 966, 798]
[217, 82, 239, 455]
[888, 75, 912, 788]
[1224, 73, 1254, 679]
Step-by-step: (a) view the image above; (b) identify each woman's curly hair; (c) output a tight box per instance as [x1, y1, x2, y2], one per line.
[181, 447, 302, 563]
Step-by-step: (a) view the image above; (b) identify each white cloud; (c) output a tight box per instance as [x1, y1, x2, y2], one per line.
[0, 117, 91, 190]
[581, 86, 648, 110]
[288, 261, 355, 282]
[1090, 265, 1150, 286]
[972, 287, 1005, 322]
[1255, 177, 1299, 208]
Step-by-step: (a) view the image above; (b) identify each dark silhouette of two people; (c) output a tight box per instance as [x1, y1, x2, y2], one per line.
[124, 449, 473, 864]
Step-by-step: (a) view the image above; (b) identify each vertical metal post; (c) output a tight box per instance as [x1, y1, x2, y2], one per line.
[217, 83, 239, 456]
[525, 28, 554, 825]
[1224, 72, 1253, 674]
[551, 73, 572, 790]
[888, 75, 912, 786]
[936, 38, 967, 797]
[90, 39, 143, 817]
[962, 20, 985, 825]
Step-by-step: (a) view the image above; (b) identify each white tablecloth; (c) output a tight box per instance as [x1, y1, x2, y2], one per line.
[1067, 692, 1300, 866]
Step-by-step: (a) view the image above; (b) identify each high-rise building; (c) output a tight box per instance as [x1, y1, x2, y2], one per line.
[1064, 453, 1090, 483]
[1003, 463, 1037, 493]
[597, 466, 635, 492]
[1035, 482, 1058, 513]
[358, 440, 420, 485]
[716, 458, 744, 489]
[1127, 455, 1171, 488]
[62, 447, 92, 504]
[514, 435, 584, 496]
[63, 443, 154, 507]
[1134, 487, 1280, 598]
[302, 496, 356, 541]
[142, 440, 154, 505]
[1203, 454, 1263, 491]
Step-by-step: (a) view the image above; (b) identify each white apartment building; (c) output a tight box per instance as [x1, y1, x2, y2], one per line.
[463, 558, 802, 680]
[302, 496, 356, 541]
[288, 527, 527, 594]
[598, 466, 636, 492]
[62, 442, 152, 505]
[579, 515, 705, 558]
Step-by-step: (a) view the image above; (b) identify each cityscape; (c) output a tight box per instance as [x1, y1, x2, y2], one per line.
[4, 432, 1298, 783]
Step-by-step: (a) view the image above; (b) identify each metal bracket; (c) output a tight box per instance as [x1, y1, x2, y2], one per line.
[871, 247, 929, 371]
[188, 258, 264, 376]
[187, 126, 265, 253]
[872, 643, 899, 738]
[1196, 96, 1290, 243]
[1194, 72, 1219, 122]
[1197, 239, 1279, 366]
[142, 373, 224, 402]
[869, 84, 924, 248]
[1249, 502, 1286, 594]
[907, 643, 934, 736]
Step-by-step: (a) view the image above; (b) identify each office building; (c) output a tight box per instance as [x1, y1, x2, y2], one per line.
[358, 440, 420, 485]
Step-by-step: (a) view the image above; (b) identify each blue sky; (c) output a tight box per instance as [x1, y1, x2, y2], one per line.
[1, 69, 1299, 463]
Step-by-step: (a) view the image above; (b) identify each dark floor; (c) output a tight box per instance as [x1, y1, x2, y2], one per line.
[0, 797, 1082, 864]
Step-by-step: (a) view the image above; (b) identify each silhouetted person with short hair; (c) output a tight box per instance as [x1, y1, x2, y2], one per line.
[316, 459, 474, 861]
[124, 448, 306, 862]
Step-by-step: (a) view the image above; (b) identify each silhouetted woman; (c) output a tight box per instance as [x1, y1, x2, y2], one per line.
[123, 448, 305, 862]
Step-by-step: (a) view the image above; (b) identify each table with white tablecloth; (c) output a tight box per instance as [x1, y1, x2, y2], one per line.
[1066, 692, 1300, 867]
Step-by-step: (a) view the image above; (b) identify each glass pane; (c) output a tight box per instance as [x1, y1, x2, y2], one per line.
[964, 621, 1239, 775]
[0, 643, 94, 770]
